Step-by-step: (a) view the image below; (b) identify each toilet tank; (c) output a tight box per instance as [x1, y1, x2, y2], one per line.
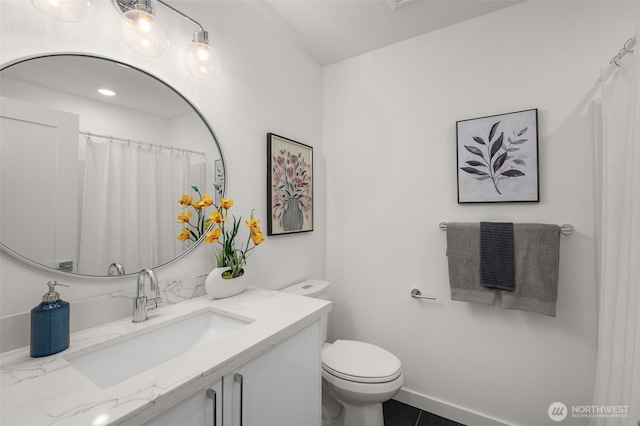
[281, 279, 330, 343]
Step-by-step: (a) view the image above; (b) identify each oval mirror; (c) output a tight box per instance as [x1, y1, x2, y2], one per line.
[0, 54, 225, 277]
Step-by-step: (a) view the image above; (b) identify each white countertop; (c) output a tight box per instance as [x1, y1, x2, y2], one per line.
[0, 286, 331, 426]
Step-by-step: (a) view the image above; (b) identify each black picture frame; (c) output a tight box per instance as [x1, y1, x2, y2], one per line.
[456, 108, 539, 203]
[266, 133, 313, 235]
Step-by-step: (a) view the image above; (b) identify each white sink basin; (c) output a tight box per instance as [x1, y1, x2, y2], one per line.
[64, 309, 249, 388]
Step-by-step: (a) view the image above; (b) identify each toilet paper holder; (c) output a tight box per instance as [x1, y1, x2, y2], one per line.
[411, 288, 436, 300]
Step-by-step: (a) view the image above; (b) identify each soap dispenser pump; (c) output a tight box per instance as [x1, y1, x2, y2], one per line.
[30, 281, 70, 358]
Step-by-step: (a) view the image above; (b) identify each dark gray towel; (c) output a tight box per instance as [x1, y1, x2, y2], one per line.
[446, 222, 497, 305]
[480, 222, 515, 291]
[501, 224, 561, 317]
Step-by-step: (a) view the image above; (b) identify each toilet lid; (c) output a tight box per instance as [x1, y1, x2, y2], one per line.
[322, 340, 402, 383]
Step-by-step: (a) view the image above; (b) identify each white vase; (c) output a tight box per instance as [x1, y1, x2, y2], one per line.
[204, 267, 250, 299]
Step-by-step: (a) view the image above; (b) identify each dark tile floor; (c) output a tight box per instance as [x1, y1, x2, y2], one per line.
[383, 400, 466, 426]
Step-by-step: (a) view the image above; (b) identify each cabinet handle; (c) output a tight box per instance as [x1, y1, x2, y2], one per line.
[206, 388, 217, 426]
[234, 373, 244, 426]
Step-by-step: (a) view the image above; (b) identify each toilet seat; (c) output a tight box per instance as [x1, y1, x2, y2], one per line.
[322, 340, 402, 384]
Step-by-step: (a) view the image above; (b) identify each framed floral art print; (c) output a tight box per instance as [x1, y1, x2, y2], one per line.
[456, 108, 539, 203]
[267, 133, 313, 235]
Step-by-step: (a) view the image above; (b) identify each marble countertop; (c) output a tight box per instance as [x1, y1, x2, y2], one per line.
[0, 286, 331, 426]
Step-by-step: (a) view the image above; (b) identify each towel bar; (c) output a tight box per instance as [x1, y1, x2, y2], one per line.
[411, 288, 436, 300]
[438, 222, 574, 235]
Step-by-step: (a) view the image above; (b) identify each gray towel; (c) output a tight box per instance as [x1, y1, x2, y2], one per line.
[480, 222, 515, 291]
[501, 224, 561, 317]
[446, 222, 497, 305]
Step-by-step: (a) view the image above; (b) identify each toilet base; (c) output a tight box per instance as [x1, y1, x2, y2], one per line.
[340, 400, 384, 426]
[322, 383, 344, 426]
[323, 378, 400, 426]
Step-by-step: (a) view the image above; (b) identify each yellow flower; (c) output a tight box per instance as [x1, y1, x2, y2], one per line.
[205, 211, 225, 228]
[176, 211, 192, 223]
[177, 228, 190, 241]
[211, 211, 226, 224]
[201, 194, 213, 208]
[193, 194, 213, 210]
[251, 229, 265, 246]
[205, 228, 222, 243]
[178, 194, 192, 207]
[245, 217, 261, 230]
[220, 198, 234, 210]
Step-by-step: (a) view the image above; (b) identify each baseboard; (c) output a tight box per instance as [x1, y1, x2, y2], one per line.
[394, 388, 515, 426]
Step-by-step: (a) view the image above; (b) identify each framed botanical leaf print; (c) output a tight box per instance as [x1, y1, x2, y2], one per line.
[457, 109, 539, 203]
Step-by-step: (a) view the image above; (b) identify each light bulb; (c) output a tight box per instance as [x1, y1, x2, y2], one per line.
[120, 8, 169, 58]
[31, 0, 92, 22]
[184, 42, 221, 79]
[97, 88, 116, 96]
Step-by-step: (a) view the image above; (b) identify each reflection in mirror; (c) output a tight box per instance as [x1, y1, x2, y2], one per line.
[0, 55, 224, 277]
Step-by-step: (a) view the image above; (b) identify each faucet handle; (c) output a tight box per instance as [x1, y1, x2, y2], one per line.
[146, 297, 162, 310]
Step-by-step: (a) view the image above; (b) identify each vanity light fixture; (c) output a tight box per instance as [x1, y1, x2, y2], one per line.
[114, 0, 169, 58]
[31, 0, 92, 22]
[183, 29, 221, 79]
[31, 0, 219, 78]
[114, 0, 220, 79]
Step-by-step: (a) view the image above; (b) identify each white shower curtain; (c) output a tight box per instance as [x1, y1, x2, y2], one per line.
[78, 139, 194, 275]
[592, 30, 640, 426]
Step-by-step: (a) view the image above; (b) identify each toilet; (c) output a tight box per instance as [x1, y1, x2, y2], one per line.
[282, 279, 404, 426]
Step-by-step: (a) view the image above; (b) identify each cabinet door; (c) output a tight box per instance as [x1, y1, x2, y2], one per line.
[225, 320, 322, 426]
[143, 378, 222, 426]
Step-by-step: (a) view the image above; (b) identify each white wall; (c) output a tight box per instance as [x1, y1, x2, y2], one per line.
[0, 0, 324, 352]
[324, 2, 639, 426]
[1, 77, 172, 148]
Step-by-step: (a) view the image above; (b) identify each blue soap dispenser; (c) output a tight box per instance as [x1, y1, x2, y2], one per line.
[30, 281, 70, 358]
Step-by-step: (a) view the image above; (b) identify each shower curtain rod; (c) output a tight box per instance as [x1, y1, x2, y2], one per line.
[80, 131, 205, 156]
[610, 37, 636, 66]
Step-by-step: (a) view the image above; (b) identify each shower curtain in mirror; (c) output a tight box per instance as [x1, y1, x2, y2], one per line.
[78, 139, 197, 275]
[592, 29, 639, 426]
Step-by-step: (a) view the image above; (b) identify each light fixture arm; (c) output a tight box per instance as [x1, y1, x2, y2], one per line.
[113, 0, 152, 16]
[112, 0, 218, 78]
[155, 0, 208, 44]
[113, 0, 207, 42]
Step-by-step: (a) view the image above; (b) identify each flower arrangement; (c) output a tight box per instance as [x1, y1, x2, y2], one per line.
[271, 148, 312, 230]
[176, 185, 214, 242]
[177, 186, 265, 279]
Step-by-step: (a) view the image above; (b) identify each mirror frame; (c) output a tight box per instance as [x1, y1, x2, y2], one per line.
[0, 53, 226, 279]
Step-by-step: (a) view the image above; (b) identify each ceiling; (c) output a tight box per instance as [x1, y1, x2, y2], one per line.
[241, 0, 525, 66]
[1, 56, 193, 119]
[0, 1, 524, 116]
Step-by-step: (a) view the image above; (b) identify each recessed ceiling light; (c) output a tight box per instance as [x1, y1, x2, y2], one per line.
[97, 88, 116, 96]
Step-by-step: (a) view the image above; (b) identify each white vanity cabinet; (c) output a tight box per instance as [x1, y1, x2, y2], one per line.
[144, 320, 321, 426]
[142, 379, 223, 426]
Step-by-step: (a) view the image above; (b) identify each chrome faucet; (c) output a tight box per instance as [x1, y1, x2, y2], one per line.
[107, 261, 125, 276]
[133, 269, 160, 322]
